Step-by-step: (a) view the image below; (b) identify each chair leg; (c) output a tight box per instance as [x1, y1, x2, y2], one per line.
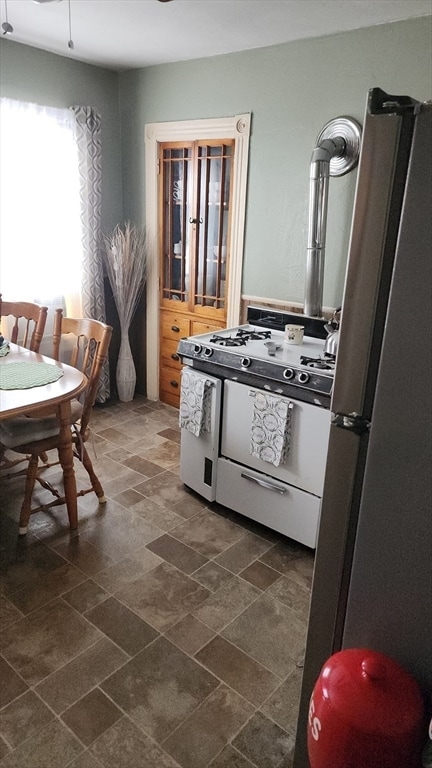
[18, 454, 39, 535]
[81, 446, 107, 503]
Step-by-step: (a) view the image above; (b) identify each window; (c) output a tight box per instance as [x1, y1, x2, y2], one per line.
[0, 98, 83, 317]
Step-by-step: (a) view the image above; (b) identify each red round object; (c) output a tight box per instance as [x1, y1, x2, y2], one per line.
[307, 648, 425, 768]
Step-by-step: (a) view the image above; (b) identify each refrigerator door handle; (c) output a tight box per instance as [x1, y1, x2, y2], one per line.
[332, 411, 371, 435]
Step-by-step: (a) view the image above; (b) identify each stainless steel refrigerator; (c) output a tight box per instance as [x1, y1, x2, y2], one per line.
[294, 88, 432, 766]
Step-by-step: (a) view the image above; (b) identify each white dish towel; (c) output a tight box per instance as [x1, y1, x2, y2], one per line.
[179, 367, 212, 437]
[250, 391, 293, 466]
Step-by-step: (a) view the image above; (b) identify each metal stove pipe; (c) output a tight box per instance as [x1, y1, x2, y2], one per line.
[305, 138, 345, 318]
[304, 117, 362, 318]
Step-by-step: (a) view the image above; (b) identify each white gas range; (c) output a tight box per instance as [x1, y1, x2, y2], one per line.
[177, 306, 334, 548]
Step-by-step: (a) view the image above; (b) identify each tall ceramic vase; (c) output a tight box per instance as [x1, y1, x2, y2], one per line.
[116, 326, 136, 402]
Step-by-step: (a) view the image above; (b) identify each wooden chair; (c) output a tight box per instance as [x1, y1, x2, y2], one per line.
[0, 309, 113, 534]
[0, 296, 48, 352]
[0, 296, 49, 472]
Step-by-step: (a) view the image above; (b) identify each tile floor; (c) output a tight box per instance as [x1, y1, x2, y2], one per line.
[0, 396, 314, 768]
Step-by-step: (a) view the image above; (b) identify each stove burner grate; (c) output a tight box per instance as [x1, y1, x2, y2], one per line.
[300, 355, 335, 370]
[235, 329, 271, 341]
[210, 335, 248, 347]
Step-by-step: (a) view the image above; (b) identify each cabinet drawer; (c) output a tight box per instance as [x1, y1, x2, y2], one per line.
[216, 458, 320, 548]
[161, 313, 190, 340]
[191, 321, 224, 336]
[161, 339, 182, 370]
[160, 366, 181, 395]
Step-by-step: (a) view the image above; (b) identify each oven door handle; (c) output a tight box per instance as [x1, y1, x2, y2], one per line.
[240, 472, 287, 495]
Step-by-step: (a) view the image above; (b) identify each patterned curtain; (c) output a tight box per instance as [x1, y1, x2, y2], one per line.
[71, 106, 110, 402]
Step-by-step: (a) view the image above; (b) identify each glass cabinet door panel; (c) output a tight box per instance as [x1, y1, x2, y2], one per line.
[159, 139, 233, 314]
[195, 143, 232, 309]
[161, 146, 192, 302]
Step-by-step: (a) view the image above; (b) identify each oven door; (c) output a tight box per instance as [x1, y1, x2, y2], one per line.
[179, 368, 222, 501]
[221, 380, 330, 496]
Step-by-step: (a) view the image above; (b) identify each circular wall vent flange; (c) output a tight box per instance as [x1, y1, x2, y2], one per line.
[316, 116, 362, 176]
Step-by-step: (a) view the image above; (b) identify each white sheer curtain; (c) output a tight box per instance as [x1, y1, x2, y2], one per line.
[0, 98, 83, 316]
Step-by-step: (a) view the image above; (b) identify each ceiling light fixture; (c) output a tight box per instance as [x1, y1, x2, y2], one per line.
[2, 0, 13, 35]
[67, 0, 73, 49]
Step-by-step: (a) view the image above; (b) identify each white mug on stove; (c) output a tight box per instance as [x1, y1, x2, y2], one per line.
[285, 324, 304, 345]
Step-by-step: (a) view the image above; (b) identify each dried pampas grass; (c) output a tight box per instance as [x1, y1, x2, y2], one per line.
[103, 222, 147, 330]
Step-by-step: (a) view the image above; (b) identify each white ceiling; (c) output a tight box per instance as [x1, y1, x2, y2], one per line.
[2, 0, 431, 72]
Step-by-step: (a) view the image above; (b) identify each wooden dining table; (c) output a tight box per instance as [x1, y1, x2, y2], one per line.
[0, 343, 88, 533]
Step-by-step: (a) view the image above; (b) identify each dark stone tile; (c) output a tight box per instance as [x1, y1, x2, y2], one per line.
[132, 498, 185, 531]
[61, 688, 123, 747]
[240, 560, 280, 590]
[116, 561, 210, 631]
[214, 532, 272, 573]
[122, 454, 165, 477]
[90, 716, 180, 768]
[279, 553, 315, 590]
[259, 540, 311, 574]
[232, 711, 295, 768]
[36, 637, 128, 714]
[146, 534, 208, 574]
[67, 752, 102, 768]
[163, 684, 254, 768]
[0, 599, 102, 686]
[158, 427, 181, 444]
[85, 596, 159, 655]
[140, 440, 180, 470]
[261, 666, 303, 735]
[0, 596, 24, 632]
[191, 561, 234, 593]
[134, 471, 190, 509]
[0, 540, 67, 596]
[52, 537, 116, 575]
[101, 636, 219, 742]
[79, 508, 163, 560]
[6, 563, 86, 615]
[165, 615, 215, 655]
[0, 735, 10, 761]
[0, 719, 83, 768]
[0, 690, 53, 749]
[222, 593, 307, 677]
[169, 508, 244, 557]
[208, 745, 256, 767]
[63, 579, 108, 613]
[112, 488, 145, 507]
[0, 657, 29, 708]
[267, 575, 311, 618]
[193, 576, 260, 632]
[196, 635, 280, 706]
[93, 547, 162, 594]
[172, 494, 207, 519]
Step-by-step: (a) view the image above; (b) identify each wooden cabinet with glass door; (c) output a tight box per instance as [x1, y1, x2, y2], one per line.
[159, 139, 234, 406]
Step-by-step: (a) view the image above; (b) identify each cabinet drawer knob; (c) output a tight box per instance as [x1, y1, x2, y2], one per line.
[171, 353, 180, 361]
[171, 325, 180, 333]
[170, 380, 179, 388]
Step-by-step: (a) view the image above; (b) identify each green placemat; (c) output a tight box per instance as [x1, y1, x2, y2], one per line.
[0, 362, 64, 390]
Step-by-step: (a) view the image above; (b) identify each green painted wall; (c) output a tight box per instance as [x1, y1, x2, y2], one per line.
[1, 16, 431, 309]
[119, 16, 432, 309]
[0, 38, 122, 234]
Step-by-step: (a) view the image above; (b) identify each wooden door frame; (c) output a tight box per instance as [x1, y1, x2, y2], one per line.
[145, 114, 251, 401]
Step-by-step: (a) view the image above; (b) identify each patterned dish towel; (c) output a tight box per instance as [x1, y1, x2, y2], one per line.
[250, 391, 293, 466]
[179, 367, 212, 437]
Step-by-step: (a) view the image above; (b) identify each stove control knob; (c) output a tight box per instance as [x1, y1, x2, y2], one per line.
[194, 344, 202, 354]
[203, 347, 213, 358]
[283, 368, 294, 380]
[298, 371, 310, 384]
[241, 357, 251, 368]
